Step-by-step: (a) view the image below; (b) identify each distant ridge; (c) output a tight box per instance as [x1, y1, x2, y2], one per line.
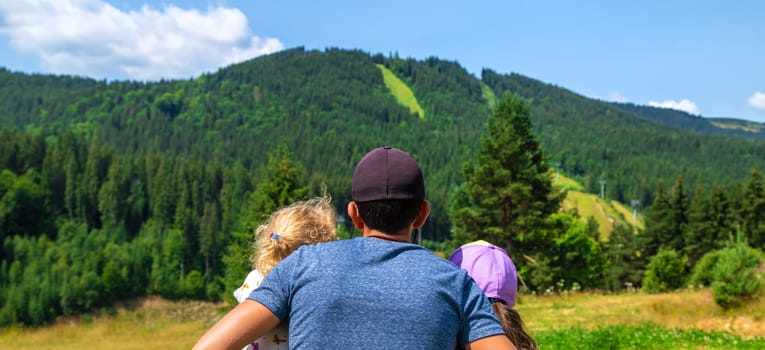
[608, 101, 765, 139]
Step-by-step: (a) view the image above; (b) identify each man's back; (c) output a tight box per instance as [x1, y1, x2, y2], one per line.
[250, 237, 503, 349]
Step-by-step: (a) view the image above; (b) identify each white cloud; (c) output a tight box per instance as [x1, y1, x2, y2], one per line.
[648, 99, 700, 115]
[748, 92, 765, 111]
[0, 0, 283, 80]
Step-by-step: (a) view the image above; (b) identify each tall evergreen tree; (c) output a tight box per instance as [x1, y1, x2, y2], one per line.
[668, 175, 689, 251]
[221, 145, 308, 303]
[644, 175, 690, 260]
[241, 144, 308, 231]
[642, 179, 671, 259]
[740, 168, 765, 249]
[684, 183, 732, 263]
[449, 94, 563, 252]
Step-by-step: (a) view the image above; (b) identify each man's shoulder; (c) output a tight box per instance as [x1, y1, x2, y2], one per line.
[295, 238, 355, 252]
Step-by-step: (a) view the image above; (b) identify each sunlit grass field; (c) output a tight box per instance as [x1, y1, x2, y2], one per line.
[376, 64, 425, 118]
[557, 174, 645, 239]
[2, 289, 763, 349]
[0, 298, 226, 350]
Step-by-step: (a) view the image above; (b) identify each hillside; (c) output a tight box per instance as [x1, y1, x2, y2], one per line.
[608, 102, 765, 139]
[482, 70, 765, 204]
[553, 173, 643, 239]
[1, 47, 765, 240]
[3, 48, 765, 216]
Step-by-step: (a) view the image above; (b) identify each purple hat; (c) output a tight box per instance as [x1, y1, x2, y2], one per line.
[448, 240, 518, 307]
[352, 146, 425, 202]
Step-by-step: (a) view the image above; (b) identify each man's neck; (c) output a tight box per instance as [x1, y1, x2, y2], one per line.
[363, 229, 411, 243]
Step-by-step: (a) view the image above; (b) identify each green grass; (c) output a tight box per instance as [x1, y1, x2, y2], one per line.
[555, 174, 643, 239]
[0, 298, 225, 350]
[516, 288, 765, 341]
[3, 290, 764, 349]
[537, 323, 765, 349]
[561, 190, 643, 239]
[554, 173, 584, 191]
[376, 64, 425, 119]
[481, 81, 497, 109]
[709, 119, 763, 133]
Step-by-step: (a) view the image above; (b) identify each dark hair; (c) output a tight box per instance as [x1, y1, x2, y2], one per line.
[492, 302, 537, 350]
[355, 199, 423, 234]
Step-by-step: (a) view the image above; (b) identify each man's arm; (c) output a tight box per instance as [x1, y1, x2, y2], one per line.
[193, 299, 281, 350]
[465, 334, 517, 350]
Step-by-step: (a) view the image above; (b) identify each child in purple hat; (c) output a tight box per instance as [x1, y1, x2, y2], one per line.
[449, 240, 538, 350]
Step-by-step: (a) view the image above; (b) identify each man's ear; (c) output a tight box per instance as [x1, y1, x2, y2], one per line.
[412, 200, 430, 229]
[347, 201, 365, 230]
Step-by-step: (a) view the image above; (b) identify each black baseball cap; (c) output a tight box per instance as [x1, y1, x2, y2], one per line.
[352, 146, 425, 202]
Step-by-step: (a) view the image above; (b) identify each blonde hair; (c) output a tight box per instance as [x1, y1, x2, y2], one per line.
[251, 196, 339, 275]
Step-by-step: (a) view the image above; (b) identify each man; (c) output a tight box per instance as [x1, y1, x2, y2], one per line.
[194, 146, 515, 350]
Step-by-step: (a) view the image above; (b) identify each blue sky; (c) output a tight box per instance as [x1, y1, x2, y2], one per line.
[2, 0, 764, 122]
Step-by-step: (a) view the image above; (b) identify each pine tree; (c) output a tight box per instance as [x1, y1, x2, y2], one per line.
[666, 175, 689, 252]
[221, 145, 308, 303]
[199, 201, 221, 284]
[242, 144, 308, 230]
[449, 94, 563, 252]
[642, 179, 671, 259]
[740, 168, 765, 249]
[684, 183, 732, 263]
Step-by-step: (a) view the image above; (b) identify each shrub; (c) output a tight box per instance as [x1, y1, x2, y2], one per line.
[642, 248, 687, 293]
[711, 244, 763, 309]
[688, 250, 722, 287]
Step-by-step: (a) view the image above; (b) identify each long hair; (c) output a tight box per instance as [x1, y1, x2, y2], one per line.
[492, 302, 537, 350]
[252, 196, 339, 275]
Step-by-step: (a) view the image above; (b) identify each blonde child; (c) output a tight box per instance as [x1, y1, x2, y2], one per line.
[232, 196, 339, 350]
[449, 240, 538, 350]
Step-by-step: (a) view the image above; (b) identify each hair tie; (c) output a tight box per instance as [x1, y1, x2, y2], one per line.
[269, 232, 280, 240]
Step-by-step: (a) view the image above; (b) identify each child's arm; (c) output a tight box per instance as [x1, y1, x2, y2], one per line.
[233, 270, 264, 303]
[466, 334, 517, 350]
[193, 299, 280, 350]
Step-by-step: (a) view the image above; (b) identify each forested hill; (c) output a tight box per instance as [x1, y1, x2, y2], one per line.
[608, 101, 765, 139]
[5, 47, 765, 326]
[2, 47, 765, 237]
[481, 70, 765, 204]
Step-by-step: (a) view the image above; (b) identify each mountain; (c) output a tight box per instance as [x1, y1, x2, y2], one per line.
[607, 102, 765, 139]
[481, 70, 765, 204]
[2, 47, 765, 239]
[4, 47, 765, 327]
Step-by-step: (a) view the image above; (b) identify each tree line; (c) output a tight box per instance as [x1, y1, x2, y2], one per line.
[2, 95, 764, 326]
[0, 127, 323, 325]
[448, 95, 764, 307]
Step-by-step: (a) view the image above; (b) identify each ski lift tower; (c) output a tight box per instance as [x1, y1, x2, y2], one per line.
[631, 199, 640, 225]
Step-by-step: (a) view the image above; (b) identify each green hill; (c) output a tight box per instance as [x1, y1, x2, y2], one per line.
[609, 101, 765, 139]
[3, 47, 765, 328]
[556, 174, 643, 240]
[481, 70, 765, 204]
[1, 47, 765, 235]
[2, 47, 765, 237]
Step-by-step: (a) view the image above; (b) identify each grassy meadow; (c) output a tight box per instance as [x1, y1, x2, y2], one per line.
[557, 174, 645, 239]
[377, 64, 425, 118]
[2, 288, 763, 349]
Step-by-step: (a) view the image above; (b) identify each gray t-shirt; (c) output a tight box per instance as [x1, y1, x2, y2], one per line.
[249, 237, 504, 349]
